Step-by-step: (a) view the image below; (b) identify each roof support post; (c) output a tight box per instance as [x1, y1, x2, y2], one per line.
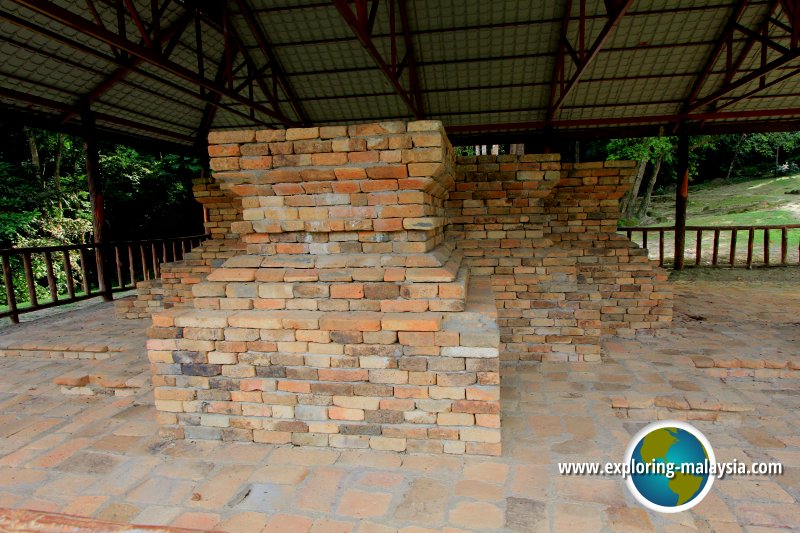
[82, 104, 112, 301]
[673, 129, 690, 271]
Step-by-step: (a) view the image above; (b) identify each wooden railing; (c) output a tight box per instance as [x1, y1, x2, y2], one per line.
[0, 234, 209, 324]
[619, 224, 800, 268]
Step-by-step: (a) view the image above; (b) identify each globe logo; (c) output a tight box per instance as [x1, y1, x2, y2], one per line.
[624, 420, 716, 513]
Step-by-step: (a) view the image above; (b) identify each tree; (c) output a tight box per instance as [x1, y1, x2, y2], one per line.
[606, 137, 677, 221]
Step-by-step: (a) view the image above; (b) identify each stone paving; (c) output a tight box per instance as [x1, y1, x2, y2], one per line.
[0, 280, 797, 532]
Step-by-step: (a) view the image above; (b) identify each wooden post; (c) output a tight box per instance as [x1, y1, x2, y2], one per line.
[673, 131, 690, 270]
[82, 106, 112, 301]
[1, 253, 19, 324]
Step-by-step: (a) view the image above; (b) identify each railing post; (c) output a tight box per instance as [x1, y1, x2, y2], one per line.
[44, 251, 58, 302]
[82, 105, 112, 302]
[695, 229, 702, 266]
[21, 252, 38, 308]
[1, 253, 19, 324]
[781, 227, 788, 265]
[674, 130, 690, 270]
[63, 249, 75, 299]
[712, 229, 720, 266]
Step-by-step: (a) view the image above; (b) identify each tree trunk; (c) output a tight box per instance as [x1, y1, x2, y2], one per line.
[725, 133, 746, 182]
[54, 134, 65, 220]
[621, 158, 647, 219]
[24, 127, 43, 185]
[636, 156, 662, 221]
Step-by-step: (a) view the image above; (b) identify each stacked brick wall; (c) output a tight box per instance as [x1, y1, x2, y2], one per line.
[116, 173, 247, 319]
[448, 155, 673, 362]
[147, 122, 502, 456]
[114, 280, 163, 319]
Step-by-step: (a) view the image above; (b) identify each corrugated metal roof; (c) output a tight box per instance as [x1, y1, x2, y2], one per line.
[2, 0, 800, 148]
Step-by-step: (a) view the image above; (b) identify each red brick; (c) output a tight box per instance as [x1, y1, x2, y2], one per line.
[332, 181, 360, 193]
[209, 157, 239, 171]
[330, 284, 364, 299]
[208, 144, 240, 157]
[208, 130, 255, 144]
[301, 169, 336, 182]
[240, 156, 272, 169]
[318, 369, 369, 382]
[452, 400, 500, 414]
[312, 153, 348, 166]
[272, 183, 304, 195]
[320, 313, 381, 331]
[348, 152, 380, 164]
[328, 407, 364, 421]
[278, 381, 312, 393]
[334, 168, 367, 180]
[361, 180, 398, 192]
[380, 300, 428, 313]
[398, 331, 434, 346]
[366, 166, 408, 179]
[381, 313, 442, 331]
[373, 219, 403, 232]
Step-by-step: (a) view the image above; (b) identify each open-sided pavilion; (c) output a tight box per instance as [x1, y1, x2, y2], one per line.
[0, 2, 799, 531]
[4, 0, 800, 267]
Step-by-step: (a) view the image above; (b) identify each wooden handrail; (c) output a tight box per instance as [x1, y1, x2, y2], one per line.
[618, 224, 800, 269]
[0, 233, 210, 324]
[620, 224, 800, 231]
[0, 233, 210, 254]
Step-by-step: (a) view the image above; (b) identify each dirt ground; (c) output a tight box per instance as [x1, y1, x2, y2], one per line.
[669, 265, 800, 283]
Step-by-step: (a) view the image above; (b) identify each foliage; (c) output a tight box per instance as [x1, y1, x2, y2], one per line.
[0, 121, 203, 307]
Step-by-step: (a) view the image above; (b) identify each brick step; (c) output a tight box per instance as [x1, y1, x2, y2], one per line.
[700, 367, 800, 380]
[153, 309, 446, 333]
[0, 339, 121, 360]
[53, 352, 150, 396]
[691, 355, 800, 370]
[54, 370, 148, 397]
[611, 392, 755, 422]
[0, 508, 198, 533]
[204, 242, 460, 273]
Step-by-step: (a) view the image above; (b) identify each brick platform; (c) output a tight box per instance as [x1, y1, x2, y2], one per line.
[146, 121, 671, 455]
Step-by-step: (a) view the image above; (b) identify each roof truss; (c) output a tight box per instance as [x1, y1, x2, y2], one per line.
[685, 0, 800, 114]
[547, 0, 634, 124]
[7, 0, 306, 141]
[333, 0, 425, 119]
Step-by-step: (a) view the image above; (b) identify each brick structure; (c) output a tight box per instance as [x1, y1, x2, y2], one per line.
[114, 280, 164, 319]
[145, 121, 671, 455]
[448, 155, 673, 362]
[115, 172, 246, 319]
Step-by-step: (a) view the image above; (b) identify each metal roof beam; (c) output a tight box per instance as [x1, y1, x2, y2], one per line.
[59, 6, 191, 124]
[0, 7, 272, 129]
[687, 0, 800, 113]
[546, 0, 634, 123]
[231, 0, 310, 125]
[11, 0, 296, 126]
[332, 0, 425, 119]
[0, 86, 195, 143]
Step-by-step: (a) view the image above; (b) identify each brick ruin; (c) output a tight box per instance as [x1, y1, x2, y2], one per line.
[145, 121, 672, 455]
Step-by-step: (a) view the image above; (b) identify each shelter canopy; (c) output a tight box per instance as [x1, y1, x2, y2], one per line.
[2, 0, 800, 150]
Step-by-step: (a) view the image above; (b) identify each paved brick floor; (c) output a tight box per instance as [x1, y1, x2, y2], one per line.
[0, 279, 797, 532]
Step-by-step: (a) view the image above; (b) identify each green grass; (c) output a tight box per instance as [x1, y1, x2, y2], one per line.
[645, 173, 800, 228]
[626, 173, 800, 266]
